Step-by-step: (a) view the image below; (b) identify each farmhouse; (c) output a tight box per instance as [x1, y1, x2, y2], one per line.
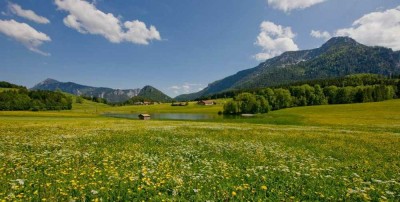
[134, 101, 155, 105]
[138, 114, 151, 120]
[197, 100, 215, 105]
[171, 102, 188, 106]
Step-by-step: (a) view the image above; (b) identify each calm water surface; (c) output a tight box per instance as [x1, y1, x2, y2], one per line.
[104, 113, 254, 120]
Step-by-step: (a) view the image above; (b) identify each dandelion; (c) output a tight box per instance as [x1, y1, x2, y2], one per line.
[261, 185, 268, 190]
[232, 191, 237, 196]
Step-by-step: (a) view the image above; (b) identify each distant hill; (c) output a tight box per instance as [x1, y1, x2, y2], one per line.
[137, 85, 172, 102]
[31, 79, 140, 103]
[176, 37, 400, 101]
[0, 81, 26, 89]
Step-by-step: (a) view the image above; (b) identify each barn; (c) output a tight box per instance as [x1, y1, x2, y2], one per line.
[197, 100, 215, 105]
[138, 114, 151, 120]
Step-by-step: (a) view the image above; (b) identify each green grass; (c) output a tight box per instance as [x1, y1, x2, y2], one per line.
[0, 100, 399, 200]
[102, 101, 225, 114]
[0, 88, 17, 92]
[269, 99, 400, 132]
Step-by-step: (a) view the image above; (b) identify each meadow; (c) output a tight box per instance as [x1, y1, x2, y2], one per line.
[0, 100, 399, 201]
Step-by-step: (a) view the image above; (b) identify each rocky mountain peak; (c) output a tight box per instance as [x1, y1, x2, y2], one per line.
[321, 36, 359, 49]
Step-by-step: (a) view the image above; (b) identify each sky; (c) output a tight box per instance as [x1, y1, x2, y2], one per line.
[0, 0, 399, 97]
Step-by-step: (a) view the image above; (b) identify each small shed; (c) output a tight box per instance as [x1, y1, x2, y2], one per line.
[138, 114, 151, 120]
[197, 100, 215, 105]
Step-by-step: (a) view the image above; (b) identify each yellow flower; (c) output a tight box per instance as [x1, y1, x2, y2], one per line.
[261, 185, 268, 190]
[232, 191, 237, 196]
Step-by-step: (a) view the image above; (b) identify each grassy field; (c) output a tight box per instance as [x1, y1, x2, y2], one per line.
[0, 100, 399, 201]
[73, 100, 226, 114]
[0, 88, 18, 92]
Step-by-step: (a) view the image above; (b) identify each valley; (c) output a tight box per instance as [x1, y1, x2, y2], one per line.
[2, 0, 400, 200]
[1, 37, 399, 201]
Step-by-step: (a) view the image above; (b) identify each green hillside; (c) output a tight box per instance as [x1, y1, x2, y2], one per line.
[0, 88, 17, 92]
[136, 85, 172, 102]
[0, 81, 25, 89]
[176, 37, 400, 101]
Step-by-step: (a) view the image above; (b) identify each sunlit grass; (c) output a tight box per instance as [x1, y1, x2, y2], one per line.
[273, 99, 400, 131]
[0, 118, 398, 201]
[101, 101, 225, 114]
[0, 88, 17, 92]
[0, 99, 399, 200]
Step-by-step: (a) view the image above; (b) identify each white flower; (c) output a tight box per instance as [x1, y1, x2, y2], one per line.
[15, 179, 25, 185]
[91, 190, 98, 195]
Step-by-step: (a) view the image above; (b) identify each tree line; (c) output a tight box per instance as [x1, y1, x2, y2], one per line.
[223, 83, 396, 114]
[76, 95, 108, 104]
[0, 88, 72, 111]
[0, 81, 26, 89]
[203, 74, 400, 100]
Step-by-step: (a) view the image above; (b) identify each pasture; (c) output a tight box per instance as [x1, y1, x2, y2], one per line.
[0, 100, 399, 201]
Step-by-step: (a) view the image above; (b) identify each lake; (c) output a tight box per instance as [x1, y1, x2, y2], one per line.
[103, 113, 255, 121]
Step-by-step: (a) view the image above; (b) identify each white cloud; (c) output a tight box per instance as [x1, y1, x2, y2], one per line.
[310, 30, 331, 41]
[0, 19, 51, 56]
[254, 21, 299, 61]
[169, 83, 205, 95]
[267, 0, 326, 13]
[54, 0, 161, 45]
[8, 3, 50, 24]
[334, 6, 400, 51]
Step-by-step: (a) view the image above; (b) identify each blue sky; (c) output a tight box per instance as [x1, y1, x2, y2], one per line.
[0, 0, 399, 97]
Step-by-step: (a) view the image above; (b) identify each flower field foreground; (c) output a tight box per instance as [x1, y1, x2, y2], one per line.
[0, 117, 399, 201]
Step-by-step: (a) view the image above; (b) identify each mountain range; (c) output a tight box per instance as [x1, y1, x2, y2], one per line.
[176, 37, 400, 101]
[31, 79, 171, 103]
[31, 37, 400, 102]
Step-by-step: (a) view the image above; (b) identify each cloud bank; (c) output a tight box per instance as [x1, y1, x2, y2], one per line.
[335, 6, 400, 51]
[169, 83, 204, 95]
[8, 3, 50, 24]
[254, 21, 299, 61]
[54, 0, 161, 45]
[0, 19, 51, 56]
[267, 0, 326, 13]
[310, 30, 331, 41]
